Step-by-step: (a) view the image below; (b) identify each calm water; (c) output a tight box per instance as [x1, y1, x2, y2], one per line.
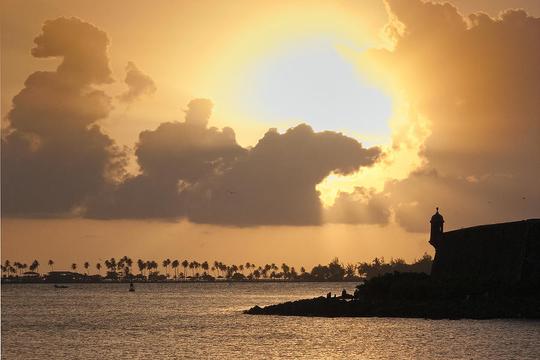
[2, 283, 539, 359]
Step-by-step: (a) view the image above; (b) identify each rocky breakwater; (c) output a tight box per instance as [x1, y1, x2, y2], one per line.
[245, 272, 540, 319]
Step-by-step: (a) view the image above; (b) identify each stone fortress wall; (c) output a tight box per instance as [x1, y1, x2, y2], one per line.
[430, 217, 540, 286]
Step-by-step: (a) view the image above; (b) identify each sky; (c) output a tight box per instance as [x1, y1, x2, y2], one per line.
[1, 0, 539, 270]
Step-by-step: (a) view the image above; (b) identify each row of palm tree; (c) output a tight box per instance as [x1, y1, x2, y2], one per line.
[2, 257, 341, 279]
[1, 260, 41, 277]
[1, 254, 433, 281]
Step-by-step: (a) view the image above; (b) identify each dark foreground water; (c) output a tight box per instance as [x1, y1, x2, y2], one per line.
[2, 283, 539, 359]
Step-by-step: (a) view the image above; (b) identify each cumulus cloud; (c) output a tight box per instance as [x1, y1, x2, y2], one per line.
[9, 3, 536, 231]
[383, 168, 538, 232]
[188, 124, 381, 226]
[118, 61, 156, 103]
[324, 187, 390, 225]
[88, 100, 381, 225]
[1, 17, 124, 216]
[350, 0, 540, 231]
[31, 17, 113, 85]
[2, 16, 381, 226]
[86, 99, 246, 219]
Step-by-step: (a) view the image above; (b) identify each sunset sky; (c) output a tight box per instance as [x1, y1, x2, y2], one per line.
[2, 0, 539, 270]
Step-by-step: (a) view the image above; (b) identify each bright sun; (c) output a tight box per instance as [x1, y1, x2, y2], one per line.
[236, 38, 394, 144]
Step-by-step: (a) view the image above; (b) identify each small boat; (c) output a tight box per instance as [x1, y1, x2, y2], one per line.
[54, 284, 69, 289]
[129, 282, 135, 292]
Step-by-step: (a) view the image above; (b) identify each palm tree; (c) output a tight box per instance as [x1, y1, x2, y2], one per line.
[13, 262, 22, 276]
[201, 261, 209, 275]
[96, 262, 102, 275]
[5, 261, 14, 277]
[162, 259, 171, 278]
[71, 263, 77, 272]
[48, 259, 54, 272]
[29, 259, 40, 274]
[182, 260, 189, 279]
[171, 260, 179, 280]
[281, 263, 290, 279]
[262, 264, 271, 279]
[4, 260, 11, 276]
[290, 267, 297, 280]
[148, 261, 158, 277]
[137, 259, 146, 277]
[118, 257, 125, 271]
[109, 258, 117, 273]
[253, 269, 261, 279]
[145, 261, 152, 276]
[188, 261, 195, 277]
[219, 263, 227, 277]
[84, 261, 90, 275]
[125, 257, 133, 274]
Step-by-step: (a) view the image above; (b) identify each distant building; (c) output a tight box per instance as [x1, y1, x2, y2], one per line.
[45, 271, 85, 283]
[429, 208, 540, 286]
[22, 271, 40, 278]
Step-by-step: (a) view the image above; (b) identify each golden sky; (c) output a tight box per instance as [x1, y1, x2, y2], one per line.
[2, 0, 539, 269]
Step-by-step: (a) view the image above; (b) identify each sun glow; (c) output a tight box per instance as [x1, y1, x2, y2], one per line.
[232, 37, 429, 207]
[234, 38, 394, 144]
[199, 4, 428, 208]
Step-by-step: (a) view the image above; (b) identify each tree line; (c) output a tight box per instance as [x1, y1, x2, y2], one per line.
[1, 254, 432, 282]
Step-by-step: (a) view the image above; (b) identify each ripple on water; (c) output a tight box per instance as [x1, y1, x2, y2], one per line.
[2, 283, 540, 359]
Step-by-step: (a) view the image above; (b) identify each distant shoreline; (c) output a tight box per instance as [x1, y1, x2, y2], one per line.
[1, 279, 361, 285]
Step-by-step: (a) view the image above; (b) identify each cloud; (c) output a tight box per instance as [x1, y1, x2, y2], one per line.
[355, 0, 540, 231]
[86, 99, 246, 219]
[2, 16, 382, 226]
[1, 17, 124, 216]
[88, 100, 381, 225]
[118, 61, 156, 103]
[324, 187, 390, 225]
[10, 4, 536, 231]
[187, 124, 381, 226]
[31, 17, 113, 85]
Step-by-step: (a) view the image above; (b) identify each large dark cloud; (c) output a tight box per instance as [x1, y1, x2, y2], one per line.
[188, 124, 381, 226]
[1, 17, 124, 216]
[2, 16, 382, 225]
[344, 0, 540, 231]
[89, 100, 381, 225]
[87, 99, 246, 219]
[12, 4, 534, 230]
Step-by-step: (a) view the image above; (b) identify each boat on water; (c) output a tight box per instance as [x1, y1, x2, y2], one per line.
[54, 284, 69, 289]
